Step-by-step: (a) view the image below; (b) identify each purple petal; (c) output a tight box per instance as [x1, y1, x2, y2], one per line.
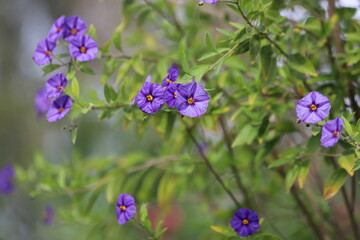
[47, 15, 65, 42]
[45, 73, 68, 98]
[63, 16, 87, 41]
[35, 87, 53, 117]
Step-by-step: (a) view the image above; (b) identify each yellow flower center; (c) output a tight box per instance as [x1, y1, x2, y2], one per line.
[71, 28, 77, 35]
[58, 107, 64, 112]
[57, 86, 63, 91]
[242, 219, 249, 225]
[310, 104, 317, 111]
[333, 131, 339, 137]
[119, 205, 127, 211]
[56, 27, 62, 32]
[166, 79, 172, 83]
[45, 50, 51, 56]
[173, 92, 177, 98]
[187, 98, 195, 104]
[146, 95, 153, 101]
[80, 46, 87, 53]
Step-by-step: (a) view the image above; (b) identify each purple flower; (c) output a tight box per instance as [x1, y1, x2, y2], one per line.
[45, 73, 68, 98]
[35, 87, 53, 117]
[176, 81, 210, 118]
[296, 91, 331, 124]
[44, 206, 55, 225]
[231, 208, 260, 237]
[47, 16, 65, 42]
[63, 16, 87, 41]
[116, 193, 136, 225]
[134, 76, 165, 114]
[47, 95, 73, 122]
[69, 35, 98, 62]
[161, 64, 180, 87]
[198, 0, 218, 4]
[164, 83, 180, 108]
[32, 38, 56, 66]
[0, 164, 15, 195]
[321, 117, 344, 148]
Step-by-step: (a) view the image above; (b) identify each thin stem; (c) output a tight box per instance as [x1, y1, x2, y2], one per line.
[218, 116, 253, 208]
[101, 53, 158, 63]
[183, 120, 241, 208]
[207, 41, 242, 73]
[290, 188, 325, 240]
[143, 0, 183, 34]
[131, 219, 159, 240]
[91, 104, 128, 110]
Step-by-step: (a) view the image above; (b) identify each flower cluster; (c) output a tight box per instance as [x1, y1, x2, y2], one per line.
[0, 164, 15, 195]
[296, 91, 344, 148]
[231, 208, 260, 237]
[33, 15, 98, 65]
[133, 65, 211, 118]
[35, 73, 73, 122]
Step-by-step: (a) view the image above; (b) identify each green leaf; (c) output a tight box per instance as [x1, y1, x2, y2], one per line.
[298, 159, 311, 189]
[71, 77, 80, 100]
[323, 168, 348, 200]
[338, 155, 355, 176]
[232, 124, 258, 147]
[41, 64, 62, 77]
[352, 158, 360, 171]
[260, 45, 276, 81]
[210, 226, 238, 237]
[132, 55, 145, 75]
[288, 53, 318, 77]
[268, 158, 293, 168]
[285, 164, 300, 193]
[341, 116, 353, 136]
[80, 65, 96, 75]
[311, 126, 321, 136]
[250, 35, 260, 62]
[139, 203, 152, 230]
[206, 32, 217, 53]
[71, 128, 78, 144]
[88, 24, 97, 40]
[104, 84, 117, 103]
[180, 50, 191, 73]
[113, 25, 123, 51]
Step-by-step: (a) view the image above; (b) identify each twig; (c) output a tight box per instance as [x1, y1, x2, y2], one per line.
[101, 53, 158, 63]
[183, 120, 241, 208]
[207, 41, 242, 73]
[235, 0, 289, 58]
[218, 116, 253, 208]
[91, 104, 128, 110]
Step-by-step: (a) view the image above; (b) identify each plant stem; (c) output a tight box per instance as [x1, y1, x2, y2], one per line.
[218, 116, 253, 208]
[183, 120, 241, 208]
[207, 41, 242, 73]
[131, 219, 159, 240]
[91, 104, 128, 110]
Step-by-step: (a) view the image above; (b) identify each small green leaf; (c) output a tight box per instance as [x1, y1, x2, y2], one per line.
[232, 124, 258, 147]
[71, 77, 80, 100]
[210, 226, 237, 237]
[88, 24, 97, 40]
[113, 25, 123, 51]
[181, 50, 191, 73]
[298, 159, 311, 189]
[338, 155, 355, 176]
[72, 128, 78, 144]
[80, 65, 96, 75]
[288, 53, 318, 77]
[323, 168, 348, 200]
[260, 45, 276, 81]
[311, 126, 321, 136]
[341, 116, 353, 136]
[285, 164, 300, 193]
[206, 32, 217, 53]
[268, 158, 293, 168]
[352, 158, 360, 171]
[132, 55, 145, 75]
[104, 84, 117, 103]
[41, 64, 62, 77]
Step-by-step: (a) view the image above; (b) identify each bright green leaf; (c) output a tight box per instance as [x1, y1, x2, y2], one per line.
[323, 168, 348, 200]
